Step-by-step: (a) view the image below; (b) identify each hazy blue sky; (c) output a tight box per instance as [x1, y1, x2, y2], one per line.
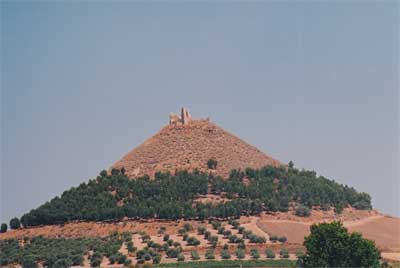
[1, 2, 398, 223]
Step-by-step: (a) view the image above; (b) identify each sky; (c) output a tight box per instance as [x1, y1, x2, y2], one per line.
[1, 1, 399, 223]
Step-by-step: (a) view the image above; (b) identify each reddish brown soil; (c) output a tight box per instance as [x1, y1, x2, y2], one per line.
[348, 215, 400, 252]
[111, 119, 280, 179]
[257, 210, 400, 253]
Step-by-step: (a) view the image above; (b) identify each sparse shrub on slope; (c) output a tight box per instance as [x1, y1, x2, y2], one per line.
[0, 233, 124, 267]
[250, 248, 260, 259]
[265, 249, 275, 259]
[295, 205, 311, 217]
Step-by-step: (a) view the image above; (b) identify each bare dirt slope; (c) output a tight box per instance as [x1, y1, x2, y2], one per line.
[111, 114, 280, 178]
[2, 211, 399, 263]
[257, 211, 400, 253]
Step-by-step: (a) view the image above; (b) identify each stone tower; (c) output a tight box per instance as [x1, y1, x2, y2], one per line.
[181, 107, 191, 125]
[169, 107, 192, 126]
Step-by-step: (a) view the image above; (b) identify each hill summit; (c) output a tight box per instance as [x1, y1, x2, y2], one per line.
[112, 107, 281, 178]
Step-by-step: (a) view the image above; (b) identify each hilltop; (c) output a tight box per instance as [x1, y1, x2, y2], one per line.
[111, 108, 280, 178]
[1, 107, 399, 267]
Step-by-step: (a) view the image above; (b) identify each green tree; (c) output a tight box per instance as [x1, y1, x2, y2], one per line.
[52, 258, 73, 268]
[191, 250, 200, 260]
[0, 223, 7, 233]
[21, 255, 37, 268]
[235, 248, 245, 259]
[295, 205, 311, 217]
[280, 248, 289, 258]
[288, 161, 294, 168]
[221, 249, 231, 259]
[9, 218, 20, 229]
[301, 221, 380, 268]
[250, 248, 260, 259]
[207, 159, 218, 169]
[265, 249, 275, 259]
[205, 249, 215, 259]
[177, 253, 185, 261]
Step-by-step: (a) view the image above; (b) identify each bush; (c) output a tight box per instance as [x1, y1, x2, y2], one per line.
[250, 248, 260, 259]
[211, 221, 221, 230]
[177, 253, 185, 261]
[141, 234, 150, 243]
[0, 223, 7, 233]
[278, 236, 287, 243]
[162, 243, 169, 252]
[238, 241, 246, 249]
[9, 218, 20, 230]
[21, 255, 37, 268]
[242, 230, 252, 239]
[205, 249, 215, 259]
[167, 248, 180, 258]
[53, 258, 73, 268]
[228, 235, 239, 243]
[197, 226, 206, 235]
[204, 231, 211, 240]
[71, 254, 84, 266]
[269, 235, 278, 242]
[127, 241, 136, 253]
[266, 249, 275, 259]
[280, 248, 289, 258]
[235, 248, 245, 259]
[208, 235, 218, 243]
[183, 223, 193, 232]
[191, 250, 200, 260]
[163, 234, 170, 241]
[334, 203, 344, 214]
[187, 236, 200, 246]
[295, 205, 311, 217]
[221, 249, 231, 259]
[90, 256, 102, 267]
[183, 233, 189, 241]
[153, 254, 161, 264]
[116, 253, 127, 264]
[248, 234, 266, 243]
[143, 253, 152, 261]
[238, 226, 245, 234]
[295, 250, 304, 258]
[207, 159, 218, 169]
[217, 226, 225, 234]
[353, 200, 372, 210]
[158, 226, 166, 234]
[223, 230, 232, 237]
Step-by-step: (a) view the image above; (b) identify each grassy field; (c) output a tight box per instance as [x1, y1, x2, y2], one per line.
[154, 259, 296, 268]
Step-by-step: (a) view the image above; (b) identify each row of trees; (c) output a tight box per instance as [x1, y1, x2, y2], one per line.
[1, 218, 21, 233]
[19, 165, 372, 227]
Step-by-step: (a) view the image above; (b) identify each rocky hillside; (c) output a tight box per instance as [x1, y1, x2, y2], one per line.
[111, 108, 280, 178]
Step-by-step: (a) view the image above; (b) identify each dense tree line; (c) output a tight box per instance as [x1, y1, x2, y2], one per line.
[19, 164, 372, 227]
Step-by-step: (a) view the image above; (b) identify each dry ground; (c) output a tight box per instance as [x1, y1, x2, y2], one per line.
[2, 209, 399, 264]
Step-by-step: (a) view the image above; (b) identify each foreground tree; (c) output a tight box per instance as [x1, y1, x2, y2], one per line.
[301, 221, 380, 268]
